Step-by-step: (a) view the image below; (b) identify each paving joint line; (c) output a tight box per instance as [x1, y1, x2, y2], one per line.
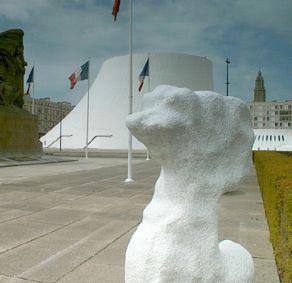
[0, 207, 49, 225]
[54, 221, 141, 282]
[0, 215, 89, 256]
[0, 196, 77, 225]
[0, 273, 42, 283]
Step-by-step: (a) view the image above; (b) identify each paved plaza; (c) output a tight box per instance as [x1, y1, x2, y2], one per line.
[0, 157, 279, 283]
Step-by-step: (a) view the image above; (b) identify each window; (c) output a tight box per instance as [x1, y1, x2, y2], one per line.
[289, 123, 291, 127]
[282, 135, 284, 141]
[280, 116, 291, 121]
[254, 117, 257, 121]
[280, 105, 283, 109]
[275, 105, 278, 109]
[266, 135, 268, 141]
[270, 135, 272, 141]
[258, 135, 261, 141]
[274, 135, 276, 141]
[278, 135, 280, 141]
[275, 123, 278, 127]
[280, 110, 291, 115]
[275, 111, 278, 115]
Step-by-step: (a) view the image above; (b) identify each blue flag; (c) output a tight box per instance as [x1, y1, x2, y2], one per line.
[138, 58, 149, 92]
[25, 67, 34, 96]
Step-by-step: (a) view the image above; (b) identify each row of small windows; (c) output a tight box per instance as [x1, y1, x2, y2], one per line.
[255, 135, 285, 142]
[254, 122, 291, 127]
[249, 105, 292, 110]
[252, 111, 292, 116]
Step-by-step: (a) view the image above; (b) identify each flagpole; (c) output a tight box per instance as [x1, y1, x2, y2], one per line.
[125, 0, 134, 182]
[59, 103, 62, 152]
[32, 64, 35, 115]
[85, 58, 90, 159]
[146, 53, 150, 161]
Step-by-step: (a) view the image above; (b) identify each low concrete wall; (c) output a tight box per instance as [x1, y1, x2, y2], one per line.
[0, 106, 42, 156]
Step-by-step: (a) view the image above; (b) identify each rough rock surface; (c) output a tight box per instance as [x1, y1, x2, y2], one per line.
[0, 29, 26, 107]
[125, 85, 255, 283]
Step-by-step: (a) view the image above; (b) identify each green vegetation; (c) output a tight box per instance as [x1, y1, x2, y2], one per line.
[254, 151, 292, 283]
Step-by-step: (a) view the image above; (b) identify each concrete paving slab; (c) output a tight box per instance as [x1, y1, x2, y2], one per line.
[0, 155, 77, 168]
[21, 208, 91, 226]
[0, 208, 33, 224]
[57, 262, 125, 283]
[0, 157, 279, 282]
[18, 241, 107, 283]
[254, 257, 280, 283]
[90, 230, 135, 267]
[0, 220, 62, 253]
[0, 275, 36, 283]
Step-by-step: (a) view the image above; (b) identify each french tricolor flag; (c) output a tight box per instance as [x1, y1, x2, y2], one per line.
[68, 61, 89, 89]
[138, 58, 149, 92]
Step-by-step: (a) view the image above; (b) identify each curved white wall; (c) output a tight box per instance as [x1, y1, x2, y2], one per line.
[41, 53, 213, 150]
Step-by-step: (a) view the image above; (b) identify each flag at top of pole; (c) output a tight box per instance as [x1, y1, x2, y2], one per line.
[25, 66, 34, 96]
[138, 58, 149, 92]
[112, 0, 120, 21]
[68, 61, 89, 89]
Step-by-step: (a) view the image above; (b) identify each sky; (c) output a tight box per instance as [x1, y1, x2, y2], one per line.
[0, 0, 291, 106]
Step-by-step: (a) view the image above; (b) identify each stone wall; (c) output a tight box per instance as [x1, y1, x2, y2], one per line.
[0, 106, 42, 156]
[0, 29, 26, 107]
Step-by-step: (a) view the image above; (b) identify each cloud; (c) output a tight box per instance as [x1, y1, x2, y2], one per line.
[0, 0, 291, 104]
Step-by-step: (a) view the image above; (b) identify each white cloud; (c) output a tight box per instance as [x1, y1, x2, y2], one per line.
[0, 0, 291, 104]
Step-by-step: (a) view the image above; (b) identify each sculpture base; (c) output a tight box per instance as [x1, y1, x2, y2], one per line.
[0, 106, 42, 157]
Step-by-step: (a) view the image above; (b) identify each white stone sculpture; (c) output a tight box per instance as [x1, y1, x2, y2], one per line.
[125, 85, 255, 283]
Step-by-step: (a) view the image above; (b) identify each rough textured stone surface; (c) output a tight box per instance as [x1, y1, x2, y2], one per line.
[0, 29, 26, 107]
[0, 29, 41, 157]
[125, 85, 255, 283]
[0, 106, 41, 156]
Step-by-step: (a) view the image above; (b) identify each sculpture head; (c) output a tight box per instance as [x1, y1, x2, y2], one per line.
[126, 85, 254, 189]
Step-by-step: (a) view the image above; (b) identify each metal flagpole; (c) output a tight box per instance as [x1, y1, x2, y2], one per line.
[226, 58, 230, 96]
[59, 103, 62, 152]
[32, 64, 35, 115]
[125, 0, 134, 182]
[85, 58, 90, 159]
[146, 54, 150, 161]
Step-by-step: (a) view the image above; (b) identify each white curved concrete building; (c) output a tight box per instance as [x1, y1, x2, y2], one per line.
[253, 129, 292, 151]
[41, 53, 213, 150]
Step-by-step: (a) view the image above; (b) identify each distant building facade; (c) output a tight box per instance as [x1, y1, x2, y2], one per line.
[23, 96, 74, 137]
[247, 71, 292, 129]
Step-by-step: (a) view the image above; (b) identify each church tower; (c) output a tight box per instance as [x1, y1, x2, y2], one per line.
[253, 70, 266, 102]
